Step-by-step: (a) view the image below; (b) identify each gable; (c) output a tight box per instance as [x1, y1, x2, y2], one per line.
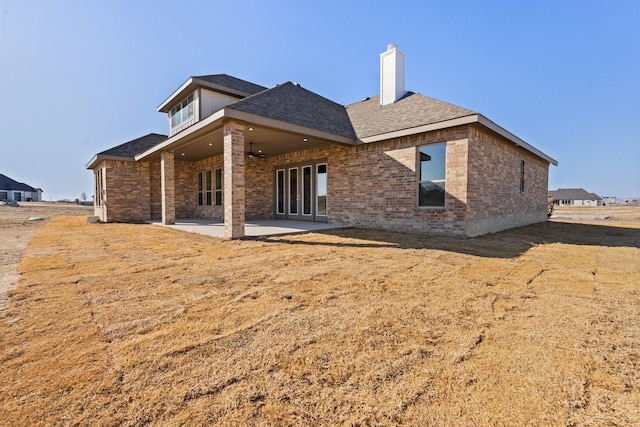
[158, 74, 268, 113]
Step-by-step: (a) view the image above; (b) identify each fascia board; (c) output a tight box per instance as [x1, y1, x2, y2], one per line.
[359, 115, 480, 143]
[157, 77, 195, 112]
[86, 154, 134, 170]
[476, 115, 558, 166]
[359, 114, 558, 166]
[193, 78, 255, 99]
[157, 77, 252, 113]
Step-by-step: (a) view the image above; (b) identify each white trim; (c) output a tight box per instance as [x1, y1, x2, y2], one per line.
[315, 163, 328, 217]
[275, 169, 286, 215]
[157, 77, 256, 113]
[158, 78, 196, 112]
[476, 115, 558, 166]
[359, 113, 558, 166]
[301, 165, 313, 216]
[135, 107, 358, 162]
[288, 167, 298, 216]
[86, 154, 134, 169]
[360, 115, 479, 143]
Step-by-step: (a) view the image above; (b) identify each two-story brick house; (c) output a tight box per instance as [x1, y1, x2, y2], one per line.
[87, 45, 557, 238]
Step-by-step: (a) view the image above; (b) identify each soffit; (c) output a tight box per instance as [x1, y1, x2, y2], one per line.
[166, 123, 341, 163]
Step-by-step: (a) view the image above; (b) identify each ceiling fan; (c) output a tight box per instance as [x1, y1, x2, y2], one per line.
[247, 142, 266, 158]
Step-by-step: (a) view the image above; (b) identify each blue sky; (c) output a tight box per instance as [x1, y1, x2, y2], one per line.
[0, 0, 638, 200]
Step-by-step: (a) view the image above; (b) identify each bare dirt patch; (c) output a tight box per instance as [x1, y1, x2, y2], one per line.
[0, 203, 92, 312]
[0, 212, 639, 425]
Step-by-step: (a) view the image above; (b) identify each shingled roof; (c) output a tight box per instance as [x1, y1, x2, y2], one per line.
[346, 92, 475, 139]
[98, 133, 168, 158]
[194, 74, 267, 96]
[0, 173, 38, 192]
[549, 188, 602, 201]
[226, 82, 357, 140]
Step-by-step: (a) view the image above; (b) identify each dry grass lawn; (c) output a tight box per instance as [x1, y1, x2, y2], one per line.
[1, 208, 639, 425]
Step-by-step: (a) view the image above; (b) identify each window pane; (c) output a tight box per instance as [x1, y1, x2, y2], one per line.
[316, 164, 327, 216]
[215, 169, 222, 190]
[206, 192, 212, 206]
[419, 144, 446, 181]
[197, 172, 203, 192]
[289, 169, 298, 214]
[215, 191, 222, 206]
[198, 193, 203, 206]
[419, 182, 445, 207]
[277, 170, 285, 214]
[303, 166, 312, 215]
[205, 171, 212, 191]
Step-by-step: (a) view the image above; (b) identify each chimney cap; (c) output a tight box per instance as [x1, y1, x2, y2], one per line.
[387, 43, 398, 50]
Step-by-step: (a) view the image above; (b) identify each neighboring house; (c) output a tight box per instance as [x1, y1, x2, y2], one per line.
[87, 45, 557, 238]
[0, 174, 43, 202]
[549, 188, 603, 206]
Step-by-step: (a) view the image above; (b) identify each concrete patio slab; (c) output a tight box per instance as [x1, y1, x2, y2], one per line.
[148, 219, 349, 238]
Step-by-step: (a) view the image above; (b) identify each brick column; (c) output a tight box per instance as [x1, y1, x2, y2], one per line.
[223, 120, 245, 238]
[161, 151, 175, 225]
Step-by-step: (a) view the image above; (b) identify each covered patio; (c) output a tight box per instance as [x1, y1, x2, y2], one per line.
[148, 218, 349, 238]
[134, 82, 358, 239]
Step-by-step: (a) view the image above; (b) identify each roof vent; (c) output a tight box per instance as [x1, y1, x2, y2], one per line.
[380, 44, 405, 106]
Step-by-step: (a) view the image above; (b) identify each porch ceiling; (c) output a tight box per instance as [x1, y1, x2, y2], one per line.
[168, 123, 343, 162]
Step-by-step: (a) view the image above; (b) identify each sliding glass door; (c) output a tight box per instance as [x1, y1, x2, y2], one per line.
[275, 162, 327, 221]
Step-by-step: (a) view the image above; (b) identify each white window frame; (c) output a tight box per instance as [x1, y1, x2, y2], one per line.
[316, 163, 328, 217]
[417, 143, 447, 208]
[214, 168, 223, 206]
[276, 169, 285, 215]
[170, 94, 195, 129]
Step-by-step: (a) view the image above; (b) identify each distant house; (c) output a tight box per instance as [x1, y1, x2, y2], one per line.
[0, 174, 43, 202]
[87, 44, 557, 238]
[549, 188, 603, 206]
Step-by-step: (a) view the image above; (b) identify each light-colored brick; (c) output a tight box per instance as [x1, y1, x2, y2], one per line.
[93, 124, 551, 238]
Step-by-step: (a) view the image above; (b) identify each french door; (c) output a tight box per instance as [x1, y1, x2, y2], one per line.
[275, 162, 327, 221]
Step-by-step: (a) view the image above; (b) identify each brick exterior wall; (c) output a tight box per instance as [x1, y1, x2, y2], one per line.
[95, 159, 151, 223]
[465, 125, 549, 236]
[92, 123, 550, 237]
[329, 127, 470, 235]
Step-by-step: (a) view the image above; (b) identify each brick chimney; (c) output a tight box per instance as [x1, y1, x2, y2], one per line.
[380, 44, 405, 106]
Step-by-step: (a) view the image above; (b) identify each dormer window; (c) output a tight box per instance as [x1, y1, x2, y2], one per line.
[170, 94, 194, 128]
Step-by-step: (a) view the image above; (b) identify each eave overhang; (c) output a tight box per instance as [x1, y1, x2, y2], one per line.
[86, 154, 135, 170]
[134, 108, 358, 162]
[157, 77, 253, 113]
[359, 114, 558, 166]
